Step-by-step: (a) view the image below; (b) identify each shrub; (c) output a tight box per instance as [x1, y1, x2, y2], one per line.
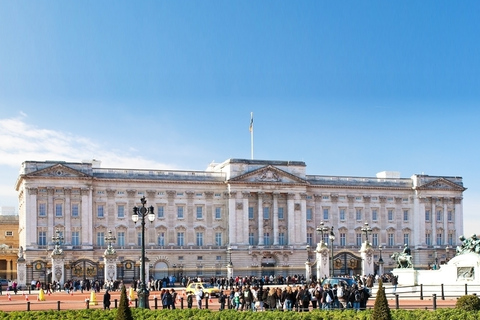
[456, 294, 480, 311]
[371, 279, 391, 320]
[115, 285, 133, 320]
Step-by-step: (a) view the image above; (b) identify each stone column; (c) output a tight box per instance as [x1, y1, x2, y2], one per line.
[273, 192, 279, 245]
[241, 192, 250, 245]
[454, 197, 463, 241]
[17, 250, 27, 289]
[51, 253, 65, 286]
[26, 188, 39, 249]
[64, 188, 72, 245]
[287, 193, 295, 245]
[257, 192, 264, 245]
[360, 241, 374, 276]
[228, 191, 238, 244]
[431, 198, 437, 245]
[315, 242, 330, 279]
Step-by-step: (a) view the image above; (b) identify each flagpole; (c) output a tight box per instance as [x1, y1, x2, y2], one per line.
[250, 112, 254, 159]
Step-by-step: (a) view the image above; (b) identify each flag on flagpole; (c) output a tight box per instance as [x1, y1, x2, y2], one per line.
[249, 112, 254, 132]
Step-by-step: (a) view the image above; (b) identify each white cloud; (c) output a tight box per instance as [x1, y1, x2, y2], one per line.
[0, 116, 176, 170]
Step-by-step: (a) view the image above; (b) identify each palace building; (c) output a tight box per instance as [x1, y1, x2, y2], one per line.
[15, 158, 465, 285]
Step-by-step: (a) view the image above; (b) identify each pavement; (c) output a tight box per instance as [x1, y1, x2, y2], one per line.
[0, 285, 459, 313]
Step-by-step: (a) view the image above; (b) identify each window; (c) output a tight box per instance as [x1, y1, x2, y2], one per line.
[388, 233, 394, 246]
[356, 209, 362, 221]
[177, 206, 184, 219]
[307, 233, 313, 246]
[55, 203, 63, 217]
[97, 232, 105, 246]
[356, 234, 362, 246]
[72, 231, 80, 246]
[157, 206, 164, 218]
[279, 232, 285, 245]
[39, 203, 47, 217]
[117, 232, 125, 246]
[322, 195, 329, 200]
[372, 233, 378, 247]
[404, 233, 409, 246]
[340, 233, 346, 246]
[137, 232, 142, 246]
[263, 207, 270, 220]
[324, 233, 329, 244]
[38, 231, 47, 246]
[403, 210, 409, 221]
[215, 207, 222, 219]
[448, 210, 453, 222]
[448, 233, 454, 246]
[158, 232, 165, 246]
[263, 233, 270, 245]
[372, 209, 377, 221]
[436, 233, 443, 245]
[117, 205, 125, 218]
[249, 233, 254, 245]
[425, 233, 431, 246]
[177, 232, 184, 246]
[425, 210, 431, 221]
[248, 207, 254, 220]
[197, 256, 203, 260]
[339, 209, 346, 221]
[388, 209, 394, 221]
[196, 206, 203, 219]
[196, 232, 204, 246]
[323, 208, 329, 220]
[215, 232, 222, 246]
[72, 204, 79, 217]
[436, 210, 442, 221]
[306, 208, 312, 221]
[97, 205, 104, 218]
[278, 207, 284, 219]
[5, 231, 13, 236]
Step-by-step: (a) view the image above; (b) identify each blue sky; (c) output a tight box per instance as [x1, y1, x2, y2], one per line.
[1, 1, 479, 234]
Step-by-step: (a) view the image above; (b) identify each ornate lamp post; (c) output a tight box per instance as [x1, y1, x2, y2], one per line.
[378, 246, 384, 275]
[329, 227, 335, 277]
[104, 230, 117, 284]
[316, 221, 329, 243]
[361, 222, 372, 244]
[226, 246, 233, 279]
[434, 250, 438, 270]
[51, 228, 65, 286]
[132, 196, 155, 308]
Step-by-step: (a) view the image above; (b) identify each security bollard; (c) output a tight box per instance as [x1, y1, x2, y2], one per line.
[432, 294, 437, 310]
[395, 294, 399, 309]
[205, 295, 209, 309]
[114, 298, 118, 308]
[57, 301, 61, 311]
[27, 301, 30, 311]
[420, 284, 423, 300]
[154, 297, 158, 309]
[441, 284, 445, 300]
[86, 299, 90, 309]
[180, 297, 184, 309]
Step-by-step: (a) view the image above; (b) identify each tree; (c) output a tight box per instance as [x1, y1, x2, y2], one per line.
[371, 279, 391, 320]
[115, 285, 133, 320]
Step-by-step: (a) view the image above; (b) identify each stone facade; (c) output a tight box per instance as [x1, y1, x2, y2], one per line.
[0, 215, 19, 280]
[15, 158, 465, 285]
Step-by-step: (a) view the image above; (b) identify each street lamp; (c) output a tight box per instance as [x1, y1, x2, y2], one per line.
[105, 230, 116, 250]
[329, 227, 335, 277]
[378, 246, 384, 275]
[361, 222, 372, 244]
[434, 250, 438, 270]
[52, 228, 64, 254]
[316, 221, 329, 243]
[132, 196, 155, 308]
